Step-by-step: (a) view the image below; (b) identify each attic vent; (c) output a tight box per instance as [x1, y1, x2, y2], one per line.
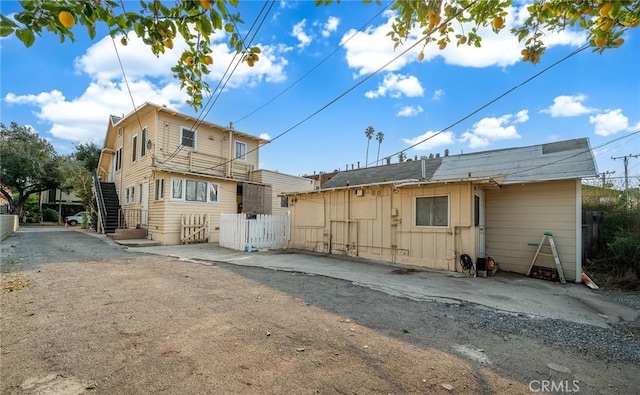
[118, 127, 123, 136]
[355, 189, 364, 197]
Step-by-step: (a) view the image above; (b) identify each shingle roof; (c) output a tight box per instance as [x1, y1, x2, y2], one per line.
[321, 138, 598, 189]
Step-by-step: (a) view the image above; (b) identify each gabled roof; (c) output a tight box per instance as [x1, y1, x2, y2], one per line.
[322, 138, 598, 189]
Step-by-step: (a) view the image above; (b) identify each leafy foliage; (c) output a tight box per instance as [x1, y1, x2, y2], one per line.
[0, 122, 62, 221]
[60, 142, 102, 228]
[2, 1, 638, 112]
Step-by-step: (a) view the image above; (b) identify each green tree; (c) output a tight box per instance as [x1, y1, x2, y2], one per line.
[398, 151, 407, 163]
[60, 142, 102, 228]
[0, 122, 62, 222]
[375, 131, 384, 166]
[364, 126, 375, 167]
[2, 1, 637, 112]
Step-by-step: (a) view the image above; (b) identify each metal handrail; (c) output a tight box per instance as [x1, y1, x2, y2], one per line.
[92, 169, 107, 233]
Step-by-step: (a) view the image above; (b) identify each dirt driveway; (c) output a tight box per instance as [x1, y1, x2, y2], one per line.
[1, 228, 639, 394]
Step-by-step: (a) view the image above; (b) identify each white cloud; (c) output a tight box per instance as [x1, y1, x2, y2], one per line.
[3, 31, 289, 143]
[341, 6, 586, 76]
[322, 16, 340, 38]
[541, 94, 595, 117]
[514, 109, 529, 123]
[292, 19, 312, 49]
[460, 112, 523, 148]
[402, 131, 455, 151]
[259, 132, 271, 141]
[397, 105, 423, 117]
[364, 73, 424, 99]
[589, 109, 635, 136]
[432, 89, 444, 101]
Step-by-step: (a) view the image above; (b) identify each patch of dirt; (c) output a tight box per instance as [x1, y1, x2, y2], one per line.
[1, 256, 528, 394]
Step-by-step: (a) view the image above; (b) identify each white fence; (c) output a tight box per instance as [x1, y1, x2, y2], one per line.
[219, 213, 290, 251]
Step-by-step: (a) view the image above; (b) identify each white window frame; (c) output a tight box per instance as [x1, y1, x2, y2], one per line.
[415, 195, 449, 227]
[141, 127, 147, 157]
[125, 186, 135, 204]
[155, 178, 164, 200]
[235, 141, 247, 161]
[115, 147, 123, 172]
[132, 134, 138, 162]
[180, 126, 197, 150]
[170, 177, 219, 204]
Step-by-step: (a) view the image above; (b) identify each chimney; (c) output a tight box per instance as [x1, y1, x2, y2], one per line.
[444, 149, 449, 157]
[436, 153, 440, 158]
[429, 153, 434, 159]
[386, 157, 391, 165]
[414, 155, 418, 160]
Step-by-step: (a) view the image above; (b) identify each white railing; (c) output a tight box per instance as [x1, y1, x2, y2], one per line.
[219, 213, 290, 251]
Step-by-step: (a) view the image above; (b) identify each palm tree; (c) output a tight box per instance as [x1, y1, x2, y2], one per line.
[375, 131, 384, 165]
[364, 126, 375, 167]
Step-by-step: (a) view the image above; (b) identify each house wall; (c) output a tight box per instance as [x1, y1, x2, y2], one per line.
[147, 171, 238, 245]
[485, 179, 578, 281]
[251, 170, 317, 215]
[289, 182, 476, 273]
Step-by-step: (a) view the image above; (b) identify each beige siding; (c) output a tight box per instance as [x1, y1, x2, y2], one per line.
[485, 180, 578, 281]
[251, 170, 316, 215]
[290, 183, 476, 273]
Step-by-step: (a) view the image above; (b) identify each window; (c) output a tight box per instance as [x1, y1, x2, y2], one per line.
[474, 195, 480, 227]
[171, 177, 219, 203]
[281, 196, 288, 208]
[172, 178, 183, 199]
[235, 141, 247, 161]
[155, 179, 164, 200]
[181, 127, 196, 149]
[141, 128, 147, 157]
[416, 196, 448, 227]
[132, 135, 138, 162]
[115, 147, 122, 171]
[125, 186, 135, 204]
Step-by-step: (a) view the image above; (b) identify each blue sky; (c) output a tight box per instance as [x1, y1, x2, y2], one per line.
[1, 1, 639, 186]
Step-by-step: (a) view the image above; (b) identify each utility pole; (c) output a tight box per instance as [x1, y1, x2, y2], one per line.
[611, 154, 640, 191]
[599, 170, 615, 188]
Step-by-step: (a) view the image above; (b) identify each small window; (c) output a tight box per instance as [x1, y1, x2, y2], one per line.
[235, 141, 247, 161]
[155, 179, 164, 200]
[181, 127, 196, 149]
[185, 180, 207, 202]
[474, 195, 480, 227]
[209, 183, 218, 203]
[416, 196, 448, 227]
[125, 186, 135, 204]
[141, 128, 147, 157]
[132, 135, 138, 162]
[281, 196, 288, 208]
[172, 178, 183, 199]
[115, 147, 123, 171]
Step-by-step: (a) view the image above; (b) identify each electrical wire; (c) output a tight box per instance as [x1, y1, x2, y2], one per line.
[232, 0, 394, 125]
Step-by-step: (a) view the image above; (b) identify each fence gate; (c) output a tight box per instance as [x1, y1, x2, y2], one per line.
[219, 213, 290, 251]
[181, 213, 209, 244]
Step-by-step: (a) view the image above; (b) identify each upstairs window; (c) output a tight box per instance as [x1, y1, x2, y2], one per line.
[235, 141, 247, 161]
[115, 147, 123, 172]
[416, 196, 449, 227]
[132, 135, 138, 162]
[181, 127, 196, 149]
[141, 128, 147, 157]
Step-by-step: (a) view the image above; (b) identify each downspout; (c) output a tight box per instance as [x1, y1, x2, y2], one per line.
[227, 130, 233, 178]
[575, 179, 582, 283]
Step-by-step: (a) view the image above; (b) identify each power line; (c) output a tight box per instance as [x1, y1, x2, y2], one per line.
[232, 1, 393, 125]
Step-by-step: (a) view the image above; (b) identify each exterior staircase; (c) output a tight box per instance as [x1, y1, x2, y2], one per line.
[100, 182, 120, 234]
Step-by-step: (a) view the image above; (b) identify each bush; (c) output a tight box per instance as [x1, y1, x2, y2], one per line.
[42, 208, 59, 222]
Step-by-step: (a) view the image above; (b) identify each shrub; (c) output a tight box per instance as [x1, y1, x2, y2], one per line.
[42, 208, 59, 222]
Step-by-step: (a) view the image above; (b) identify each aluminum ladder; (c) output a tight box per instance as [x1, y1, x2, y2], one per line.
[527, 232, 566, 284]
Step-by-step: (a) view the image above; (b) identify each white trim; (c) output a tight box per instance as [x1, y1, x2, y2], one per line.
[575, 179, 582, 283]
[235, 140, 247, 161]
[169, 176, 219, 204]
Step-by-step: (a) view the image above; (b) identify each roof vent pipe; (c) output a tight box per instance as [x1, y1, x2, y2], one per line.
[436, 153, 440, 158]
[444, 149, 449, 157]
[429, 153, 434, 159]
[421, 157, 426, 180]
[386, 157, 391, 165]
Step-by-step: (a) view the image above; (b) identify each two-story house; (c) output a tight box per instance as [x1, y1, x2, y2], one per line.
[95, 102, 274, 245]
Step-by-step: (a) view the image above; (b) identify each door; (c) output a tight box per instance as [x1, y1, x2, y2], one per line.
[474, 189, 485, 258]
[141, 181, 149, 226]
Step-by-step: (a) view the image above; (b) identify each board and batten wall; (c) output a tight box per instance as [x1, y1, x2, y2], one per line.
[485, 179, 579, 281]
[289, 182, 476, 273]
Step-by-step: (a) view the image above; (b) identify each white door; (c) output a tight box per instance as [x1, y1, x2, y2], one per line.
[475, 189, 486, 258]
[141, 181, 149, 226]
